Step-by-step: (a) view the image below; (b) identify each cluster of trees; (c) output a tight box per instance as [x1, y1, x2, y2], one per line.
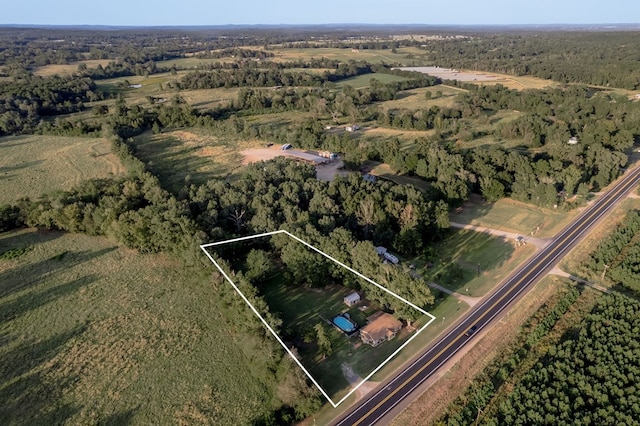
[588, 210, 640, 293]
[489, 294, 640, 424]
[440, 286, 581, 425]
[0, 75, 101, 135]
[422, 31, 640, 89]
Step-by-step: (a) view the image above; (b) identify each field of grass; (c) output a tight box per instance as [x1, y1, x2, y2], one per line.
[414, 229, 535, 297]
[334, 73, 410, 89]
[132, 129, 261, 192]
[451, 194, 573, 238]
[268, 46, 429, 65]
[33, 59, 113, 77]
[0, 229, 280, 425]
[0, 135, 126, 204]
[366, 162, 432, 192]
[379, 86, 461, 111]
[459, 70, 559, 91]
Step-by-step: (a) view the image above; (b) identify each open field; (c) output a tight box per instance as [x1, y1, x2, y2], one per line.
[0, 135, 126, 204]
[450, 193, 574, 238]
[267, 47, 429, 65]
[366, 162, 432, 192]
[379, 86, 461, 111]
[415, 229, 536, 297]
[0, 229, 278, 425]
[33, 59, 113, 77]
[95, 72, 184, 97]
[397, 66, 558, 91]
[133, 129, 260, 192]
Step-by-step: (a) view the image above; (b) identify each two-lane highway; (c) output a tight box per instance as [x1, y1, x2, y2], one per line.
[333, 165, 640, 426]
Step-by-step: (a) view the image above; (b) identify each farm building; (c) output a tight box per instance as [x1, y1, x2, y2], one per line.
[128, 84, 143, 89]
[285, 150, 329, 165]
[360, 312, 403, 347]
[345, 125, 360, 132]
[281, 143, 293, 150]
[567, 136, 579, 145]
[344, 292, 361, 307]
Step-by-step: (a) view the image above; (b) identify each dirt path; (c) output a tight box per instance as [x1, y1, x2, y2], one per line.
[426, 282, 481, 307]
[450, 221, 550, 249]
[341, 363, 381, 401]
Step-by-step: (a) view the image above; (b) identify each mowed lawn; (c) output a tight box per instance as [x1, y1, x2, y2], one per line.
[451, 194, 573, 238]
[0, 135, 127, 204]
[0, 229, 279, 425]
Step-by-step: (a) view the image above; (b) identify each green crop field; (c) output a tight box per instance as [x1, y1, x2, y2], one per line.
[0, 135, 127, 204]
[0, 229, 281, 425]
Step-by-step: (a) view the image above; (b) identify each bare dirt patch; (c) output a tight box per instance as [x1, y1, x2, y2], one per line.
[240, 146, 286, 165]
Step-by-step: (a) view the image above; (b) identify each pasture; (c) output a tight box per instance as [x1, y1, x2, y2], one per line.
[0, 229, 279, 425]
[0, 135, 126, 204]
[334, 73, 410, 89]
[33, 59, 112, 77]
[268, 46, 429, 65]
[132, 129, 260, 192]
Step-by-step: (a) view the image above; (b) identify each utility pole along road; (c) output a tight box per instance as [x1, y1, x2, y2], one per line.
[333, 165, 640, 426]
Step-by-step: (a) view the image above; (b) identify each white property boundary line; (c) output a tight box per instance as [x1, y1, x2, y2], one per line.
[200, 230, 436, 408]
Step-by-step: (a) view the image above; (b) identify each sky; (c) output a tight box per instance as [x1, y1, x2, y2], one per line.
[2, 0, 639, 26]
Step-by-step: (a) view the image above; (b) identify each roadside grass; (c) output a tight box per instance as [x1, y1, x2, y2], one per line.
[451, 194, 572, 238]
[33, 59, 113, 77]
[416, 229, 535, 297]
[0, 229, 278, 425]
[132, 129, 259, 193]
[334, 73, 410, 89]
[0, 135, 126, 204]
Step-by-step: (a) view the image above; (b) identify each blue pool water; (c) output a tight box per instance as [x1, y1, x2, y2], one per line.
[333, 315, 357, 333]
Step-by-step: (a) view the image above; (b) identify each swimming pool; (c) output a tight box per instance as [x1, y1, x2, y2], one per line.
[332, 315, 357, 333]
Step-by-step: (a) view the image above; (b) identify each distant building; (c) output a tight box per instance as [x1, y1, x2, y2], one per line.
[281, 143, 292, 150]
[345, 125, 360, 132]
[568, 136, 579, 145]
[344, 292, 361, 307]
[128, 84, 143, 89]
[376, 246, 387, 255]
[360, 312, 403, 347]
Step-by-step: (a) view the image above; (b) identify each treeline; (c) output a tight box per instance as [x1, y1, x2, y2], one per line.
[423, 31, 640, 89]
[588, 210, 640, 293]
[0, 75, 102, 135]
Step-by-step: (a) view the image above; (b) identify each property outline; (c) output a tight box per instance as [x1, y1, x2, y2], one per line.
[200, 230, 437, 407]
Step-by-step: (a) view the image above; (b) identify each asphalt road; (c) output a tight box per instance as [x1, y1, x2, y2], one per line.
[333, 165, 640, 426]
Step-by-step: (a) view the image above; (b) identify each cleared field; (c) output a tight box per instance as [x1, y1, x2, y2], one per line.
[268, 47, 428, 65]
[451, 193, 573, 238]
[33, 59, 112, 77]
[95, 72, 184, 97]
[379, 86, 461, 111]
[0, 229, 279, 424]
[0, 135, 126, 204]
[335, 73, 410, 89]
[367, 162, 432, 192]
[133, 129, 261, 192]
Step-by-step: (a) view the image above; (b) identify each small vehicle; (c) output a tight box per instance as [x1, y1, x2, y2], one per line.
[465, 325, 478, 337]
